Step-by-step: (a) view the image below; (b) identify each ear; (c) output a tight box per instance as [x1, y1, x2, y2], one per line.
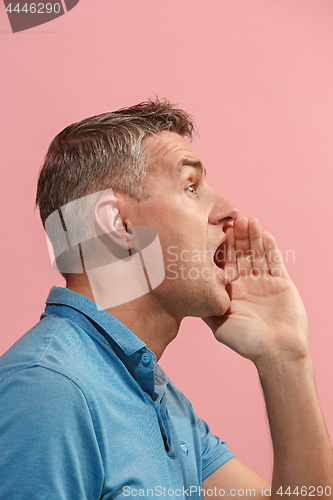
[94, 192, 135, 251]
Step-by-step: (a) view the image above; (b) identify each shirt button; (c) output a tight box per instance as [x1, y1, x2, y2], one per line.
[141, 353, 152, 365]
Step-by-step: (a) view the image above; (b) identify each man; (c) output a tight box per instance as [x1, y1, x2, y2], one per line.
[0, 99, 332, 499]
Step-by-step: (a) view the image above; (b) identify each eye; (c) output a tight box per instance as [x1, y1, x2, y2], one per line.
[185, 184, 198, 195]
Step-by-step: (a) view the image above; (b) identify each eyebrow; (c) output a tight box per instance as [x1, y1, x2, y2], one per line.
[177, 160, 207, 178]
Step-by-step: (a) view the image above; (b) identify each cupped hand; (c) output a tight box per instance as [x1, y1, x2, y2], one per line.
[203, 217, 309, 368]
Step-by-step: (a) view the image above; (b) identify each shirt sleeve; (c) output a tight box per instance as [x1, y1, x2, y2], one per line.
[0, 366, 104, 500]
[195, 414, 235, 480]
[168, 379, 235, 482]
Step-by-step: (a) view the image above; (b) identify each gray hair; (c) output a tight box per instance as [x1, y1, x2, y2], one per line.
[35, 98, 195, 228]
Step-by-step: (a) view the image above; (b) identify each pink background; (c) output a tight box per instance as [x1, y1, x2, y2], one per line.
[1, 0, 333, 482]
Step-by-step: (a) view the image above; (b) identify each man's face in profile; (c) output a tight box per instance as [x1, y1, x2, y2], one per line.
[121, 131, 239, 320]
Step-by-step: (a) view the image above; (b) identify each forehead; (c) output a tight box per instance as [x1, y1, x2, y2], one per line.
[144, 131, 204, 178]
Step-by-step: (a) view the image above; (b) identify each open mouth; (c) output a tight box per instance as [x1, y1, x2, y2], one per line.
[213, 241, 227, 270]
[212, 238, 232, 284]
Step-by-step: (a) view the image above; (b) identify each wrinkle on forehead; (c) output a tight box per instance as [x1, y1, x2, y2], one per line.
[143, 131, 200, 176]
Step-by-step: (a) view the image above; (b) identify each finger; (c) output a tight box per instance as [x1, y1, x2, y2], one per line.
[234, 216, 252, 276]
[224, 226, 238, 281]
[262, 231, 289, 279]
[223, 222, 234, 232]
[248, 218, 269, 276]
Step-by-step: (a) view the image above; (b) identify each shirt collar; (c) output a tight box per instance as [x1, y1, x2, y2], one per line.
[44, 286, 147, 357]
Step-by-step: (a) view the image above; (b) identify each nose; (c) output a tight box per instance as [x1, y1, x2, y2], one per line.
[208, 191, 239, 227]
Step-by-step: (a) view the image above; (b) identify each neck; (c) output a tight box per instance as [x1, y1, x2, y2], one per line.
[66, 274, 181, 361]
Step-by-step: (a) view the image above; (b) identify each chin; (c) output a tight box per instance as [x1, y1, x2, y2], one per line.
[210, 288, 231, 317]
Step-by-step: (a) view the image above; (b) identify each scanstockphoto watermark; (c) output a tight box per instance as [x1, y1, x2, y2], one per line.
[123, 486, 332, 497]
[44, 189, 294, 311]
[2, 0, 80, 33]
[166, 246, 296, 281]
[45, 189, 166, 310]
[123, 485, 261, 497]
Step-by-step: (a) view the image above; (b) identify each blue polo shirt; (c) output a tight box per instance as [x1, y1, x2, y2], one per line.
[0, 286, 234, 500]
